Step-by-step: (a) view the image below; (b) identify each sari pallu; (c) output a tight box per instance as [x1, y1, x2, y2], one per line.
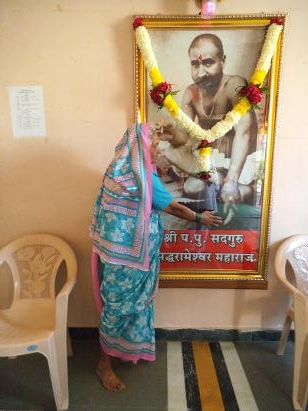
[98, 210, 164, 362]
[90, 123, 152, 272]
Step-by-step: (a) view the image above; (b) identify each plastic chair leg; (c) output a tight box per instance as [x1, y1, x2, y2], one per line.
[46, 337, 69, 411]
[292, 334, 308, 411]
[277, 313, 293, 355]
[67, 328, 73, 357]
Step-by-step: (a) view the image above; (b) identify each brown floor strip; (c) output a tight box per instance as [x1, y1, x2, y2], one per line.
[193, 341, 225, 411]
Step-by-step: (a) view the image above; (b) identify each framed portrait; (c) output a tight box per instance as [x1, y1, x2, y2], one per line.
[134, 14, 285, 288]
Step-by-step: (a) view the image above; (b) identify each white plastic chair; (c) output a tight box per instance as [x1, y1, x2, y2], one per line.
[0, 234, 77, 411]
[275, 234, 308, 411]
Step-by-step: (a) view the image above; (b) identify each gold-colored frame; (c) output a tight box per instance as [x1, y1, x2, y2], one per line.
[134, 14, 285, 288]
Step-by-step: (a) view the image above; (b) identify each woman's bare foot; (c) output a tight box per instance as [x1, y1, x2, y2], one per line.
[96, 352, 126, 392]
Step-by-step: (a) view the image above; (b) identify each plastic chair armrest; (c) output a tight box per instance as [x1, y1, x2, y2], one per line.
[55, 277, 76, 331]
[279, 279, 303, 297]
[56, 276, 76, 300]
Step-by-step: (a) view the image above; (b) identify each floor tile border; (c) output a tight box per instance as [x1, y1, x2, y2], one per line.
[69, 327, 294, 342]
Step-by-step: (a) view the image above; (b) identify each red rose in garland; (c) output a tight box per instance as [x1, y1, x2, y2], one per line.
[133, 17, 143, 30]
[270, 17, 284, 25]
[239, 84, 263, 105]
[198, 171, 211, 181]
[149, 82, 177, 109]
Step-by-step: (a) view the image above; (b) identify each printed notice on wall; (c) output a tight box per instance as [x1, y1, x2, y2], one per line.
[8, 85, 47, 138]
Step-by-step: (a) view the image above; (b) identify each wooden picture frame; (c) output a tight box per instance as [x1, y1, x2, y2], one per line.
[134, 14, 285, 288]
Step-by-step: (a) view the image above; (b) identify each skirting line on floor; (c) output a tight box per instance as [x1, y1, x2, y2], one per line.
[167, 341, 258, 411]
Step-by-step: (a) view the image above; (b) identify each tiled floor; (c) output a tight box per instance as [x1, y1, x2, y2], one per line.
[0, 336, 298, 411]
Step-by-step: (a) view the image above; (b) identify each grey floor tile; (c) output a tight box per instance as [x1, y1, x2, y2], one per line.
[66, 408, 94, 411]
[0, 339, 168, 411]
[89, 408, 168, 411]
[91, 408, 168, 411]
[0, 354, 56, 410]
[235, 341, 295, 411]
[69, 339, 167, 410]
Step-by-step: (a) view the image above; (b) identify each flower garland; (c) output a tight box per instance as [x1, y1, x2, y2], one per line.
[133, 16, 283, 174]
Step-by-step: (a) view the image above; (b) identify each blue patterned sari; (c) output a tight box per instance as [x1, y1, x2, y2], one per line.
[98, 210, 164, 361]
[90, 124, 171, 362]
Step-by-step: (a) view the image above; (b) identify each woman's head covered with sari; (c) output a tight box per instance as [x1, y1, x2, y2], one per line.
[90, 123, 154, 272]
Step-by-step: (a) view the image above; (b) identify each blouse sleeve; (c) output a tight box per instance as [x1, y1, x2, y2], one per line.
[152, 171, 173, 211]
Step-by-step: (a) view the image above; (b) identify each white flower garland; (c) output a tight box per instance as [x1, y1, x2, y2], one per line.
[135, 19, 283, 172]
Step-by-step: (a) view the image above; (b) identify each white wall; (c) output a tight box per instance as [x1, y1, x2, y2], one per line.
[1, 0, 307, 330]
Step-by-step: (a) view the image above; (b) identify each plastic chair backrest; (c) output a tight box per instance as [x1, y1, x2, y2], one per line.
[275, 234, 308, 296]
[0, 234, 77, 302]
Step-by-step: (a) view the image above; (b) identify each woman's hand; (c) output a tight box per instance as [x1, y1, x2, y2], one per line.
[164, 201, 223, 227]
[199, 210, 223, 227]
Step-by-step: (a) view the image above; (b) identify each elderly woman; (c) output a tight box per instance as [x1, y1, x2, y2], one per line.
[90, 123, 222, 391]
